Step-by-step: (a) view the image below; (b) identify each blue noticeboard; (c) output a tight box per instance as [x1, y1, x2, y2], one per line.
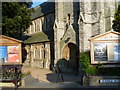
[0, 46, 8, 63]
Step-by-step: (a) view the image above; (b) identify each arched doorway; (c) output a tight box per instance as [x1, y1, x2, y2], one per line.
[61, 43, 79, 73]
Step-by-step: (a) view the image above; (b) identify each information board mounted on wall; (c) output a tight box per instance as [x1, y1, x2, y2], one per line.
[89, 31, 120, 64]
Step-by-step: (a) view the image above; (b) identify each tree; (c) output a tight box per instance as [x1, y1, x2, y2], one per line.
[2, 2, 33, 39]
[112, 5, 120, 32]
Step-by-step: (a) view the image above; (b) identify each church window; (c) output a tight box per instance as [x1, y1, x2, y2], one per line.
[39, 48, 42, 59]
[41, 46, 44, 59]
[68, 13, 70, 25]
[34, 21, 37, 32]
[31, 21, 35, 34]
[37, 48, 40, 59]
[34, 47, 38, 59]
[34, 47, 36, 59]
[40, 19, 42, 32]
[29, 25, 31, 34]
[68, 14, 70, 20]
[41, 17, 44, 31]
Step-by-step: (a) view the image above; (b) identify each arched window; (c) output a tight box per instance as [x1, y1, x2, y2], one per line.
[34, 21, 37, 32]
[41, 46, 44, 59]
[34, 46, 41, 59]
[39, 48, 42, 59]
[40, 19, 42, 32]
[34, 47, 36, 59]
[68, 13, 70, 25]
[31, 21, 35, 34]
[28, 25, 31, 34]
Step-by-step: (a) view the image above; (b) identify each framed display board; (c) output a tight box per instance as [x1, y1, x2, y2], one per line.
[0, 35, 22, 65]
[89, 31, 120, 64]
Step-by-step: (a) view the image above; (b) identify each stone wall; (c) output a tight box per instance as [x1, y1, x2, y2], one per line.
[54, 2, 80, 64]
[53, 1, 117, 72]
[83, 76, 120, 87]
[79, 1, 117, 52]
[23, 42, 51, 69]
[25, 13, 55, 35]
[23, 1, 118, 70]
[23, 11, 55, 69]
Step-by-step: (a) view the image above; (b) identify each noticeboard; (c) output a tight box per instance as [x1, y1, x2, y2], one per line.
[0, 35, 22, 64]
[89, 31, 120, 64]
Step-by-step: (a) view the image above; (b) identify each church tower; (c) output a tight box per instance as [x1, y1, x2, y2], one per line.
[79, 0, 118, 52]
[54, 0, 118, 72]
[54, 0, 80, 72]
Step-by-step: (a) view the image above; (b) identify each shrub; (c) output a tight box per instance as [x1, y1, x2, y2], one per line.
[80, 51, 98, 76]
[21, 70, 31, 77]
[80, 51, 120, 76]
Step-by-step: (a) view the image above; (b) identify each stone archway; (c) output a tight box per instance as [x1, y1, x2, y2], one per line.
[61, 43, 79, 72]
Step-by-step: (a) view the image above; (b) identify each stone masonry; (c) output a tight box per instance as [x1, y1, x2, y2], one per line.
[23, 1, 118, 71]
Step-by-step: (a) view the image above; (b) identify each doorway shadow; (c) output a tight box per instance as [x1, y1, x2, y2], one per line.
[46, 58, 81, 83]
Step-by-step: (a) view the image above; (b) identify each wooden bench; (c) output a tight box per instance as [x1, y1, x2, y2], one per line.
[0, 65, 22, 88]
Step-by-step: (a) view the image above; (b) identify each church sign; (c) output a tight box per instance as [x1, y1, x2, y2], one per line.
[99, 79, 120, 84]
[0, 35, 22, 64]
[89, 31, 120, 64]
[85, 76, 120, 86]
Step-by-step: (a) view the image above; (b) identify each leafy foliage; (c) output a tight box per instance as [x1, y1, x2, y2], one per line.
[80, 51, 120, 76]
[2, 2, 33, 39]
[1, 70, 31, 79]
[80, 51, 98, 76]
[112, 5, 120, 32]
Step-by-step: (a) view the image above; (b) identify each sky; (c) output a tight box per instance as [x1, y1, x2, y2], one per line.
[31, 0, 120, 8]
[31, 0, 48, 8]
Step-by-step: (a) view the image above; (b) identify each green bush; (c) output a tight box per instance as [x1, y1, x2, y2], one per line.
[80, 51, 98, 76]
[20, 70, 31, 78]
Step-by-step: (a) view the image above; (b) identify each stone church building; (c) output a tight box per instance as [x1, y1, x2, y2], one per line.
[23, 1, 118, 72]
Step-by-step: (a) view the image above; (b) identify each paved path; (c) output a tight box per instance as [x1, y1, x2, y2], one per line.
[21, 66, 82, 82]
[20, 66, 82, 88]
[21, 66, 53, 82]
[20, 75, 82, 88]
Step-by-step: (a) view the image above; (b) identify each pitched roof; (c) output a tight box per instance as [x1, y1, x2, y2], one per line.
[88, 30, 120, 41]
[0, 35, 22, 43]
[31, 2, 55, 20]
[23, 30, 53, 44]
